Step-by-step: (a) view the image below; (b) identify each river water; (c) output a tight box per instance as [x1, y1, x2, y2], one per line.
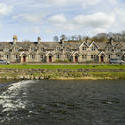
[0, 80, 125, 125]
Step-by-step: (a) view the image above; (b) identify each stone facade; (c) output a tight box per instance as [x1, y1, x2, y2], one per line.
[0, 36, 125, 63]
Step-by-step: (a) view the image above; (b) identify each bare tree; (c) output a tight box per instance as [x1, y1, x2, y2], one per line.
[60, 34, 66, 40]
[53, 36, 59, 42]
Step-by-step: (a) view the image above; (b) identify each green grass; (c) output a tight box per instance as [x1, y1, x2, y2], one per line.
[0, 64, 125, 69]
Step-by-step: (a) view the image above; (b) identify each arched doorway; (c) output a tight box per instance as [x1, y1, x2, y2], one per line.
[101, 54, 104, 63]
[75, 54, 79, 63]
[49, 55, 52, 63]
[23, 55, 26, 62]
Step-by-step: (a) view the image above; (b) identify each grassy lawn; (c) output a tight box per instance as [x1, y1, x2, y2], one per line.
[0, 64, 125, 69]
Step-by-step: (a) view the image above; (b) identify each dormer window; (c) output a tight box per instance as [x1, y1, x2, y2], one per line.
[91, 46, 96, 51]
[57, 47, 60, 51]
[82, 47, 86, 50]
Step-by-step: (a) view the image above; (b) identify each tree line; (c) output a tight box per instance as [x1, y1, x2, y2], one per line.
[53, 31, 125, 42]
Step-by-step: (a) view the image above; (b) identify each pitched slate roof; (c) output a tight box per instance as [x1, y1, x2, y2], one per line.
[0, 40, 125, 51]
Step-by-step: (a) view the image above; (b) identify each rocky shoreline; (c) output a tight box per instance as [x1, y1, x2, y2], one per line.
[0, 68, 125, 80]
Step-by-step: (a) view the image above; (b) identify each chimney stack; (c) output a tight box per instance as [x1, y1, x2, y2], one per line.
[13, 35, 18, 44]
[37, 36, 41, 44]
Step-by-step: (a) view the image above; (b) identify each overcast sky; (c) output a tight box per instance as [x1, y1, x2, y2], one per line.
[0, 0, 125, 41]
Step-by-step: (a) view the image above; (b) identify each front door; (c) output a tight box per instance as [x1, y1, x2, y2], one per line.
[49, 56, 52, 63]
[75, 56, 78, 63]
[23, 56, 26, 62]
[101, 55, 104, 62]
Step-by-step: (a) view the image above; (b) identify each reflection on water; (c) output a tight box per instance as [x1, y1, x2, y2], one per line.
[0, 80, 125, 125]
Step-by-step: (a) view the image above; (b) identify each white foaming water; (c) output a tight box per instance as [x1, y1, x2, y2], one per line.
[0, 80, 34, 112]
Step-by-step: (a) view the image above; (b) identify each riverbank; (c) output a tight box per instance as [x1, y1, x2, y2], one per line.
[0, 68, 125, 80]
[0, 64, 125, 69]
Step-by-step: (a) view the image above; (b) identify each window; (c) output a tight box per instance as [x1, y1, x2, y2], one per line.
[66, 55, 69, 59]
[41, 48, 44, 51]
[108, 47, 110, 51]
[15, 48, 18, 52]
[91, 55, 96, 59]
[31, 48, 35, 51]
[82, 47, 86, 50]
[57, 47, 60, 51]
[82, 55, 87, 59]
[56, 54, 60, 59]
[4, 48, 9, 52]
[41, 55, 44, 59]
[66, 48, 70, 51]
[15, 55, 18, 59]
[30, 55, 35, 59]
[108, 55, 111, 59]
[91, 46, 96, 51]
[7, 55, 9, 59]
[91, 55, 94, 59]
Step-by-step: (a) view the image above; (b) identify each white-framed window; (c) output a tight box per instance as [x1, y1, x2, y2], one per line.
[91, 46, 96, 51]
[56, 54, 60, 59]
[15, 55, 18, 59]
[82, 47, 86, 50]
[91, 55, 97, 59]
[82, 55, 87, 59]
[31, 55, 35, 59]
[57, 47, 60, 51]
[41, 48, 44, 51]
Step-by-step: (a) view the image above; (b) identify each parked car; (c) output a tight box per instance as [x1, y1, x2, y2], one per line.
[0, 60, 10, 64]
[109, 58, 124, 64]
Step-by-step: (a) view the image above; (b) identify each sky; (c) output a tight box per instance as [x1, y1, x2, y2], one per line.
[0, 0, 125, 41]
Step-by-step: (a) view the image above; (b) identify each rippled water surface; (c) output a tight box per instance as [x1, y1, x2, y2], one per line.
[0, 80, 125, 125]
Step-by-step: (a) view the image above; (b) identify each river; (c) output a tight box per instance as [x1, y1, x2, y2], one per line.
[0, 80, 125, 125]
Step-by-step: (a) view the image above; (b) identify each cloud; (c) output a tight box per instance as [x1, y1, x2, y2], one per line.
[82, 0, 101, 8]
[0, 0, 124, 41]
[13, 13, 44, 23]
[46, 0, 67, 6]
[74, 12, 115, 28]
[0, 3, 12, 16]
[48, 12, 115, 33]
[48, 14, 67, 24]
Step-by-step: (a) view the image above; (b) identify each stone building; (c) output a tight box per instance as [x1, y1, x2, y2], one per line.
[0, 35, 125, 63]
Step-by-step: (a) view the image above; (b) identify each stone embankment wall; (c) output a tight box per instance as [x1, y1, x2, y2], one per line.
[0, 69, 125, 80]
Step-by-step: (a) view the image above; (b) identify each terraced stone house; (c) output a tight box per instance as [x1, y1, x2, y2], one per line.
[0, 35, 125, 63]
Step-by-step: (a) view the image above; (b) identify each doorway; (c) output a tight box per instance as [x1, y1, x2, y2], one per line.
[23, 56, 26, 63]
[75, 56, 78, 63]
[101, 55, 104, 62]
[49, 56, 52, 63]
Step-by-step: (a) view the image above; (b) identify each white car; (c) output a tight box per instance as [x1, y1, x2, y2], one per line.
[0, 60, 10, 64]
[109, 58, 124, 64]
